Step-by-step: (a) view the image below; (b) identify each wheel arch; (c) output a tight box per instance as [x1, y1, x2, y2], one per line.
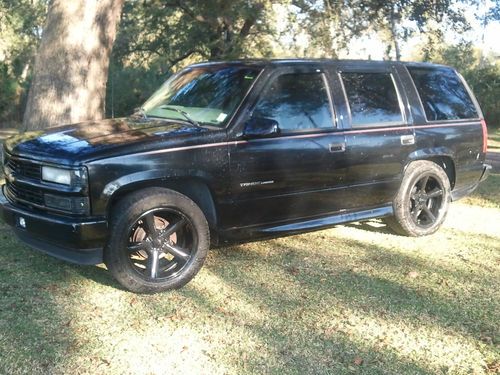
[405, 148, 456, 189]
[104, 174, 219, 230]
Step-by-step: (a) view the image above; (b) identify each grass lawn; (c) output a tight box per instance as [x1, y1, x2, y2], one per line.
[0, 130, 499, 374]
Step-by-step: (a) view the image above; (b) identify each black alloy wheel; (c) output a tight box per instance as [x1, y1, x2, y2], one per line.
[408, 174, 445, 228]
[385, 160, 451, 237]
[127, 208, 197, 280]
[105, 188, 210, 293]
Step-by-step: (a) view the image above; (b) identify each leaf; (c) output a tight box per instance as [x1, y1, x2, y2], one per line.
[407, 271, 419, 279]
[353, 356, 364, 366]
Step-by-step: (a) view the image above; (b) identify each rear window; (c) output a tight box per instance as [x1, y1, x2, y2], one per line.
[341, 72, 403, 127]
[408, 67, 478, 121]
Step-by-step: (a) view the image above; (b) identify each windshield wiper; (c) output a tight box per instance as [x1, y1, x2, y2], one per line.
[159, 105, 201, 128]
[133, 107, 148, 120]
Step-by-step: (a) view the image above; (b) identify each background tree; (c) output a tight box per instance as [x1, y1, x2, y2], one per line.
[0, 0, 498, 129]
[106, 0, 276, 117]
[0, 0, 47, 126]
[22, 0, 124, 131]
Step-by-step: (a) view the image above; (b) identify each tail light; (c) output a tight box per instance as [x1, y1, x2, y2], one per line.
[480, 119, 488, 153]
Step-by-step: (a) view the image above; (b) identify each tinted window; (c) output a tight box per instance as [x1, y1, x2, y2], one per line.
[143, 67, 260, 126]
[408, 67, 478, 121]
[342, 72, 403, 127]
[252, 73, 333, 132]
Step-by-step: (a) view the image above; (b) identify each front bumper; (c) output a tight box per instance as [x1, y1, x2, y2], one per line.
[0, 185, 108, 265]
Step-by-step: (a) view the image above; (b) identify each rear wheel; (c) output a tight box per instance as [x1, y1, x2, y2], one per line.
[385, 160, 451, 237]
[105, 188, 209, 293]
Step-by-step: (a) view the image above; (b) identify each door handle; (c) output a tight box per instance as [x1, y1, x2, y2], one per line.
[400, 135, 415, 145]
[329, 143, 346, 153]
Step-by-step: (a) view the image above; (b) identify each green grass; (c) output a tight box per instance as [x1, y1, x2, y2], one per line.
[0, 129, 499, 374]
[488, 128, 500, 151]
[0, 207, 499, 374]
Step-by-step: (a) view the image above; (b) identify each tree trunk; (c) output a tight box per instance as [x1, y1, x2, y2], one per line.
[22, 0, 124, 131]
[389, 5, 401, 61]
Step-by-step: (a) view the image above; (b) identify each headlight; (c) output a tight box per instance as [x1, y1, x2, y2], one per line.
[42, 166, 71, 185]
[41, 166, 88, 186]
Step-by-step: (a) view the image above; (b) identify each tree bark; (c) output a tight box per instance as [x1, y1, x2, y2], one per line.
[389, 4, 401, 61]
[22, 0, 124, 131]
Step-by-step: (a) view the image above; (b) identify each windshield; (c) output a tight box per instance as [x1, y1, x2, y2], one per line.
[141, 66, 261, 127]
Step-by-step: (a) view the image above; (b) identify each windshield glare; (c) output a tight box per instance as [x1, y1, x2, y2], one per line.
[142, 66, 260, 127]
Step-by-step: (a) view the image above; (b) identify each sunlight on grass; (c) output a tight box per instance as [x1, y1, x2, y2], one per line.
[0, 128, 499, 374]
[487, 128, 500, 150]
[461, 173, 500, 208]
[2, 199, 498, 374]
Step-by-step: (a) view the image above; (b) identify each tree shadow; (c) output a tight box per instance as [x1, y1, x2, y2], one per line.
[0, 227, 79, 373]
[1, 221, 496, 373]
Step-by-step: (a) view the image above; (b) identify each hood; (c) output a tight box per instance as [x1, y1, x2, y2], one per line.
[4, 117, 210, 165]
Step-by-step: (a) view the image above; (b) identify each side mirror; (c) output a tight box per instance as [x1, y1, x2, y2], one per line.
[243, 117, 280, 139]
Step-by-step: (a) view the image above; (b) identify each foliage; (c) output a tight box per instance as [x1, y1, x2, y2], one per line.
[104, 0, 278, 117]
[0, 0, 47, 126]
[0, 0, 499, 123]
[291, 0, 472, 61]
[105, 63, 166, 118]
[419, 42, 500, 128]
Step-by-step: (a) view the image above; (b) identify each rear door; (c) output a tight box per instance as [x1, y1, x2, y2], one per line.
[223, 65, 348, 228]
[333, 63, 416, 209]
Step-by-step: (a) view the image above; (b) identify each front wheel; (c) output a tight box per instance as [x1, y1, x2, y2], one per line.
[104, 188, 210, 293]
[385, 160, 451, 237]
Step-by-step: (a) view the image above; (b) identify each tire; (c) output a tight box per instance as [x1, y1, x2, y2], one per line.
[104, 187, 210, 293]
[385, 160, 451, 237]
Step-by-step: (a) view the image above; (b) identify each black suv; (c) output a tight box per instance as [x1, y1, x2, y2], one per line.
[0, 59, 490, 293]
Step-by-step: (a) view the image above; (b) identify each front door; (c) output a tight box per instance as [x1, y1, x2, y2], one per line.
[224, 66, 348, 228]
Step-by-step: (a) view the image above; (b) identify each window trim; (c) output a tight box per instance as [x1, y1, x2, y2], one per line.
[249, 69, 337, 135]
[406, 66, 481, 124]
[339, 70, 407, 129]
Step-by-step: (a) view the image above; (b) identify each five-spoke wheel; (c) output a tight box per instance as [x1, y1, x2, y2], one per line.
[105, 188, 209, 293]
[408, 174, 444, 228]
[385, 160, 451, 236]
[127, 209, 195, 280]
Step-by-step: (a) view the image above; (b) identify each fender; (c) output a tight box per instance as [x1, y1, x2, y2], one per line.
[405, 146, 456, 165]
[403, 146, 456, 188]
[99, 168, 219, 227]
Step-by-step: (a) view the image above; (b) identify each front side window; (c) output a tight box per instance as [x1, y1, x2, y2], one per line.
[252, 72, 334, 132]
[142, 66, 260, 127]
[408, 67, 478, 121]
[341, 72, 403, 127]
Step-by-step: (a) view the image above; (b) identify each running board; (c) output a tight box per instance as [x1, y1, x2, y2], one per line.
[219, 205, 393, 243]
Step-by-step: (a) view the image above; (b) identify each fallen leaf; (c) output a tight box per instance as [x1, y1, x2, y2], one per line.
[353, 356, 364, 366]
[486, 361, 499, 372]
[288, 267, 299, 275]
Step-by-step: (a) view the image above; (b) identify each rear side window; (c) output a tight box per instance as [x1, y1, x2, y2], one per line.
[252, 72, 334, 132]
[341, 72, 403, 127]
[408, 67, 478, 121]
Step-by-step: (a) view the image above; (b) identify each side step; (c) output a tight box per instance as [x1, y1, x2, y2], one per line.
[219, 205, 393, 243]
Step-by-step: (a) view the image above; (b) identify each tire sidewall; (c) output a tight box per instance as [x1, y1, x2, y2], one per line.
[393, 161, 451, 237]
[105, 188, 210, 293]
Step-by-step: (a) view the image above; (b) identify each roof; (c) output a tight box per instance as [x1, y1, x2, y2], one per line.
[190, 58, 451, 70]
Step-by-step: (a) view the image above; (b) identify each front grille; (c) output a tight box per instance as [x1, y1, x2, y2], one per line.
[6, 158, 41, 180]
[6, 182, 44, 206]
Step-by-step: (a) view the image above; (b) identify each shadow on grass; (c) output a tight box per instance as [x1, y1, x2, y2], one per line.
[128, 231, 496, 373]
[0, 222, 497, 374]
[0, 228, 80, 373]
